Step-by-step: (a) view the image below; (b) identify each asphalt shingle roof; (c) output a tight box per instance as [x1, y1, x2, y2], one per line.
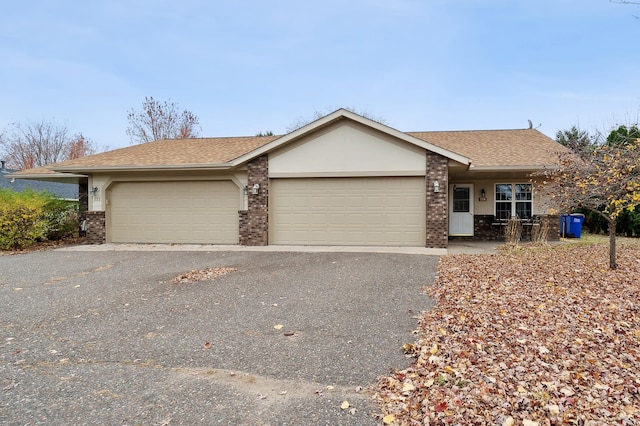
[409, 129, 568, 168]
[9, 126, 566, 175]
[48, 135, 280, 170]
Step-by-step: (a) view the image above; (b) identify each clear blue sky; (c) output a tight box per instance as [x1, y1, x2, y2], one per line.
[1, 0, 639, 150]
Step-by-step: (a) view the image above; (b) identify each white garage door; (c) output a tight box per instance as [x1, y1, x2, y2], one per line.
[271, 177, 425, 246]
[108, 181, 239, 244]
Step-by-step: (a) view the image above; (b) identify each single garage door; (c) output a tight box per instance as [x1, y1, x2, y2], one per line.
[271, 177, 425, 246]
[108, 181, 239, 244]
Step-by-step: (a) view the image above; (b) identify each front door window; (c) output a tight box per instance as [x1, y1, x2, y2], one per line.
[453, 187, 470, 213]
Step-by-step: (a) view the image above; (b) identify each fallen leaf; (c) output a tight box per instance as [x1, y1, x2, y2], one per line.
[257, 394, 267, 400]
[546, 404, 560, 415]
[171, 267, 236, 284]
[503, 417, 515, 426]
[434, 401, 447, 412]
[273, 324, 283, 330]
[203, 341, 212, 349]
[523, 420, 539, 426]
[340, 400, 350, 410]
[560, 387, 575, 397]
[373, 245, 640, 425]
[402, 343, 417, 354]
[383, 414, 395, 424]
[402, 382, 415, 392]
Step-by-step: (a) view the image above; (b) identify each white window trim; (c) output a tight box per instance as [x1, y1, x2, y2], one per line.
[494, 183, 533, 219]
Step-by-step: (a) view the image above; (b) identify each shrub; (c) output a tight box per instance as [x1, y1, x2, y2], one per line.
[42, 198, 79, 241]
[504, 216, 522, 245]
[0, 189, 78, 250]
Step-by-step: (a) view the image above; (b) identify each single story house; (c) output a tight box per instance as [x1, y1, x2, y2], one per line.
[1, 160, 79, 200]
[10, 109, 569, 248]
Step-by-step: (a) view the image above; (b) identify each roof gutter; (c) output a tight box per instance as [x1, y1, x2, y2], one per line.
[467, 165, 550, 172]
[6, 172, 87, 179]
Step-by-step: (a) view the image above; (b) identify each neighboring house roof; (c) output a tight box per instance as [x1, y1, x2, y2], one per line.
[1, 163, 79, 199]
[409, 128, 568, 170]
[8, 109, 566, 177]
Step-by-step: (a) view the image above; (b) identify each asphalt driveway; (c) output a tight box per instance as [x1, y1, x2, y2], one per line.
[0, 249, 438, 425]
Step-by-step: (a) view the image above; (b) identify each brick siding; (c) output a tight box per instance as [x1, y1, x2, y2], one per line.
[239, 155, 269, 246]
[78, 178, 88, 236]
[425, 152, 448, 248]
[85, 211, 106, 244]
[460, 214, 562, 242]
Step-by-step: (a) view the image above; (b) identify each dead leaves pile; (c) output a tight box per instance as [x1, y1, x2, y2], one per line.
[171, 267, 236, 284]
[375, 244, 640, 425]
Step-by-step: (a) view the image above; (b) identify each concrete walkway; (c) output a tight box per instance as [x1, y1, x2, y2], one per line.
[56, 242, 502, 255]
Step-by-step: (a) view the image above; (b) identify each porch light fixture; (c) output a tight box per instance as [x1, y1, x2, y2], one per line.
[481, 188, 486, 198]
[243, 185, 248, 195]
[252, 183, 260, 195]
[90, 186, 99, 196]
[433, 180, 440, 193]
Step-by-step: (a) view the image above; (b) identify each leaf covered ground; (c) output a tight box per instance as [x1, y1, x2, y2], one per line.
[375, 244, 640, 425]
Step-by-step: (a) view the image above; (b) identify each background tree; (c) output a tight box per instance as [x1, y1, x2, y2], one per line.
[0, 120, 95, 170]
[606, 124, 640, 146]
[545, 126, 640, 269]
[286, 107, 387, 133]
[555, 126, 597, 153]
[126, 96, 201, 144]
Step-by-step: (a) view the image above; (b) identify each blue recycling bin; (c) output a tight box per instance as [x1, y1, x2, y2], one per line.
[560, 213, 585, 238]
[568, 213, 585, 238]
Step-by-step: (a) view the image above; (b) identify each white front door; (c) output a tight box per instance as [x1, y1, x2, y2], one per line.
[449, 184, 474, 236]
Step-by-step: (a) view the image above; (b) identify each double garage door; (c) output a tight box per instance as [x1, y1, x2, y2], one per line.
[107, 177, 425, 246]
[108, 181, 239, 244]
[271, 177, 425, 246]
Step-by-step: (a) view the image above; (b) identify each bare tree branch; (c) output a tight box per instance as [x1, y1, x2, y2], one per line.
[126, 96, 201, 144]
[610, 0, 640, 18]
[0, 120, 95, 169]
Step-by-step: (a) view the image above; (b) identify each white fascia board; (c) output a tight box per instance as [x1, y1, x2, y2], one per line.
[231, 108, 472, 167]
[5, 173, 86, 184]
[6, 172, 87, 179]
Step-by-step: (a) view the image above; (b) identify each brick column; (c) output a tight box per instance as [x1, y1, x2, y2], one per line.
[544, 214, 561, 241]
[239, 155, 269, 245]
[78, 178, 88, 236]
[85, 211, 106, 244]
[425, 152, 448, 248]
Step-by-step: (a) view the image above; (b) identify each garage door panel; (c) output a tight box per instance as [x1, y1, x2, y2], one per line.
[271, 177, 425, 246]
[108, 181, 239, 244]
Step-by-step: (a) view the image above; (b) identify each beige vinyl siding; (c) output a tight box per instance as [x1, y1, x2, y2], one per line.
[270, 177, 425, 246]
[107, 181, 239, 244]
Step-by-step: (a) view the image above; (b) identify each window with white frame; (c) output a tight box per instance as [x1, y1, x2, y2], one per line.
[495, 183, 532, 220]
